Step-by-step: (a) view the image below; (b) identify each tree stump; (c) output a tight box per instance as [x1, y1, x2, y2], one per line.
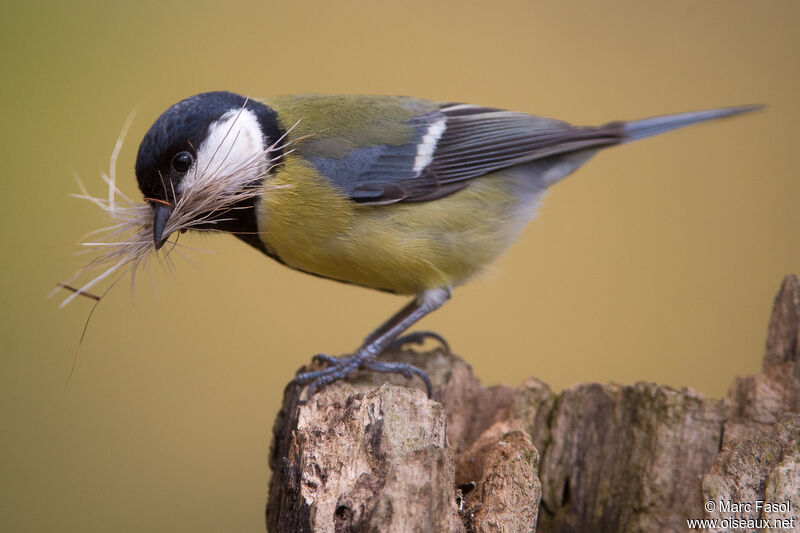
[267, 275, 800, 532]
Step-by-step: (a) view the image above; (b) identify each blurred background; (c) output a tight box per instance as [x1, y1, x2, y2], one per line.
[1, 1, 798, 531]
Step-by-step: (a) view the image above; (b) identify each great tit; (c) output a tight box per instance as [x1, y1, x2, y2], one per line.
[133, 91, 759, 396]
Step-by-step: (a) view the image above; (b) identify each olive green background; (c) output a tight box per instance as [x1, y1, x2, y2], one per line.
[1, 1, 798, 531]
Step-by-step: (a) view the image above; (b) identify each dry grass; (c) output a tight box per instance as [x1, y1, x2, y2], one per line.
[53, 106, 296, 308]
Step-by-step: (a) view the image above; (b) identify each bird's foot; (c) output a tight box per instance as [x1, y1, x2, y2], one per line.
[292, 351, 433, 399]
[385, 330, 450, 354]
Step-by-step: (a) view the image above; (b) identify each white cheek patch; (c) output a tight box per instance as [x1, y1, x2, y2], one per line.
[180, 108, 267, 193]
[413, 118, 447, 174]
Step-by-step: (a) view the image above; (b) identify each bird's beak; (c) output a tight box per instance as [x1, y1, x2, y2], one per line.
[152, 204, 173, 250]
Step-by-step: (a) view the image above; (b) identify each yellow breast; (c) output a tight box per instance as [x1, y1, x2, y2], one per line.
[256, 155, 541, 294]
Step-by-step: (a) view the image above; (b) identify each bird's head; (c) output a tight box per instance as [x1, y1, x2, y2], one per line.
[134, 91, 284, 249]
[55, 93, 286, 308]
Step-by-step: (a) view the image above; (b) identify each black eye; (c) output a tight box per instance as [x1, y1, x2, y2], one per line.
[171, 151, 194, 173]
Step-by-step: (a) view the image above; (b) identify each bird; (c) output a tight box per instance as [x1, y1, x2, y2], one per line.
[132, 91, 759, 397]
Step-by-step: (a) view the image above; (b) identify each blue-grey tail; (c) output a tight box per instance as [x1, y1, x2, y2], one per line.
[622, 105, 763, 142]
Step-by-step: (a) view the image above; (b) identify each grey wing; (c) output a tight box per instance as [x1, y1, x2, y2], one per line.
[304, 113, 454, 205]
[308, 104, 626, 205]
[427, 105, 625, 184]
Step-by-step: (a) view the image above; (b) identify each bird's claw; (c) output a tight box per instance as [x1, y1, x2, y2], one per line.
[292, 352, 433, 399]
[385, 331, 450, 354]
[311, 353, 339, 365]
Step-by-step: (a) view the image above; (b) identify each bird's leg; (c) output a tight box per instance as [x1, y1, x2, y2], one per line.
[359, 305, 451, 354]
[358, 297, 428, 346]
[360, 300, 451, 354]
[311, 297, 426, 366]
[292, 287, 452, 398]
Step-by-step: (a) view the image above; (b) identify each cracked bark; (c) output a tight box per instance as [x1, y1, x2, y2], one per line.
[267, 275, 800, 532]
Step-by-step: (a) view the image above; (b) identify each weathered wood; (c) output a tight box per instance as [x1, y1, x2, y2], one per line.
[267, 275, 800, 532]
[701, 275, 800, 532]
[267, 381, 462, 533]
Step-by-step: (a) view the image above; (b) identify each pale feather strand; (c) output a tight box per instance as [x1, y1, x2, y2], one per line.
[56, 112, 299, 307]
